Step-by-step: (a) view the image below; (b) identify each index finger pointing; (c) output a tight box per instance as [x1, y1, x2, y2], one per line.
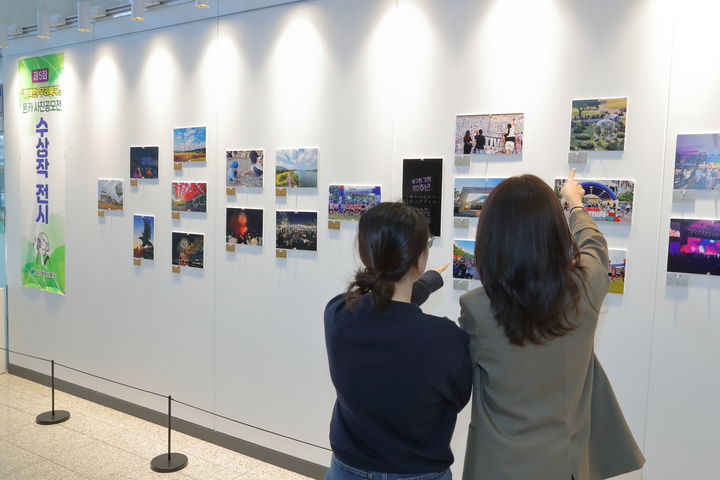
[568, 168, 576, 181]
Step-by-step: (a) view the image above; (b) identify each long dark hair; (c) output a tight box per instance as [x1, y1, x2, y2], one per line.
[346, 202, 430, 308]
[475, 175, 586, 346]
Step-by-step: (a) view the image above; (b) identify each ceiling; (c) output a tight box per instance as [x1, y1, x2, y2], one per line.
[0, 1, 128, 28]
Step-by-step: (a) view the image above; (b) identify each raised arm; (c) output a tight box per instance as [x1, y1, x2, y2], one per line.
[570, 208, 609, 270]
[410, 262, 448, 305]
[561, 168, 610, 284]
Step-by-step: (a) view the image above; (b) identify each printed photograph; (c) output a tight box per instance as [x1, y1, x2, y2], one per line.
[98, 179, 124, 210]
[554, 178, 634, 224]
[133, 215, 155, 260]
[276, 211, 317, 251]
[569, 97, 627, 151]
[455, 113, 524, 155]
[171, 232, 204, 269]
[130, 146, 159, 179]
[171, 182, 207, 212]
[328, 185, 382, 221]
[173, 126, 207, 162]
[227, 150, 264, 188]
[275, 148, 318, 188]
[667, 219, 720, 276]
[226, 208, 263, 246]
[454, 178, 506, 218]
[453, 239, 480, 280]
[673, 133, 720, 191]
[402, 158, 443, 236]
[608, 249, 626, 294]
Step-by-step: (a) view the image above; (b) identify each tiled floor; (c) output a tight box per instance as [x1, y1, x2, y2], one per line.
[0, 373, 315, 480]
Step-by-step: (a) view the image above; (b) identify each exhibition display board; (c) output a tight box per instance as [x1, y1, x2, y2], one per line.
[2, 0, 720, 478]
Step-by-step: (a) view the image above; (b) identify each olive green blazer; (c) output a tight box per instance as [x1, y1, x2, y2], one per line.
[459, 209, 644, 480]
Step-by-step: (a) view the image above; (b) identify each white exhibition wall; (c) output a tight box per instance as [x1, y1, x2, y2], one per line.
[2, 0, 718, 478]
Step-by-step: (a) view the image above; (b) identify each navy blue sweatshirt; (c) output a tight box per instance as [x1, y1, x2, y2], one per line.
[324, 271, 472, 474]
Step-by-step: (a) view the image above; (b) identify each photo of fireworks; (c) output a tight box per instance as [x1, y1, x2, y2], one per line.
[226, 208, 263, 246]
[171, 232, 204, 268]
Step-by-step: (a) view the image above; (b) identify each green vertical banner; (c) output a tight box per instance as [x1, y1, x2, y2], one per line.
[18, 53, 66, 295]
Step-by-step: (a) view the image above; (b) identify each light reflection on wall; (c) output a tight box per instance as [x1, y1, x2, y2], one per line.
[269, 16, 326, 135]
[141, 41, 178, 123]
[90, 50, 120, 138]
[391, 1, 435, 113]
[475, 0, 561, 101]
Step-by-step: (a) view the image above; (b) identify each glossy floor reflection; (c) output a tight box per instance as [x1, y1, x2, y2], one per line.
[0, 373, 315, 480]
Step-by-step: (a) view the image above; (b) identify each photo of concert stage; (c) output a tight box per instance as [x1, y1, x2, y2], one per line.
[668, 218, 720, 276]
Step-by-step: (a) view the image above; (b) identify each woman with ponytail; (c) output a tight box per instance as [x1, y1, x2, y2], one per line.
[324, 202, 472, 480]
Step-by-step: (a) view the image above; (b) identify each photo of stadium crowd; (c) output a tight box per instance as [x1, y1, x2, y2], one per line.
[668, 219, 720, 276]
[276, 211, 317, 251]
[673, 133, 720, 191]
[328, 185, 381, 221]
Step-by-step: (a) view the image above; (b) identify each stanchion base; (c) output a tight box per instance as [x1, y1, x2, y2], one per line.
[36, 410, 70, 425]
[151, 453, 188, 473]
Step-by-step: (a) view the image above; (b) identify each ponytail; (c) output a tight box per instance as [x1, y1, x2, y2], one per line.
[344, 202, 429, 310]
[346, 268, 396, 308]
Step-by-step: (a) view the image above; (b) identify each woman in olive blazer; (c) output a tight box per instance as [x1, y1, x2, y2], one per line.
[459, 171, 644, 480]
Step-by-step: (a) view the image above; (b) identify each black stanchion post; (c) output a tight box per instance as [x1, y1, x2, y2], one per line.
[151, 395, 188, 473]
[36, 360, 70, 425]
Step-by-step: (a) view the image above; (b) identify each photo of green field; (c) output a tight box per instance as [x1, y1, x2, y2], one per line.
[570, 98, 627, 151]
[608, 249, 626, 294]
[173, 126, 207, 162]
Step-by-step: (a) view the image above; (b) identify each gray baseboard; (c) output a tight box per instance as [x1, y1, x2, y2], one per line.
[8, 363, 328, 479]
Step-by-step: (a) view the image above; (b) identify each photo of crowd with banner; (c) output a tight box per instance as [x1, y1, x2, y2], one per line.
[668, 218, 720, 276]
[673, 133, 720, 191]
[328, 185, 381, 221]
